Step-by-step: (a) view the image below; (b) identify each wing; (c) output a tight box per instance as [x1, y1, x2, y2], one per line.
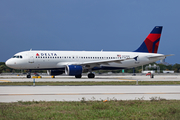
[68, 56, 138, 68]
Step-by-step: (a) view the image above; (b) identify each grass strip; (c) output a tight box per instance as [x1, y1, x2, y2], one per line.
[0, 99, 180, 119]
[0, 81, 180, 86]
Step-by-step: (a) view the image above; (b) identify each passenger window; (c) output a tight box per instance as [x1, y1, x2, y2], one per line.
[20, 56, 22, 58]
[17, 56, 19, 58]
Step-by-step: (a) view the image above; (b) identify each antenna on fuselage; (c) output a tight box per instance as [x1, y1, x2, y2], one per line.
[30, 49, 32, 51]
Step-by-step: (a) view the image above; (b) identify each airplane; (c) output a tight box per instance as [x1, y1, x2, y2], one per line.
[5, 26, 172, 78]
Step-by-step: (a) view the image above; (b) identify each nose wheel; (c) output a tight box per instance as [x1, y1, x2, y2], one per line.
[27, 70, 31, 78]
[88, 73, 95, 78]
[27, 75, 31, 78]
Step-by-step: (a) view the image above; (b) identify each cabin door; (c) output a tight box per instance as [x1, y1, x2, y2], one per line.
[29, 53, 34, 63]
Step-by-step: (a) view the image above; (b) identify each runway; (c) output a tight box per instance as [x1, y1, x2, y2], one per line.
[0, 85, 180, 102]
[0, 75, 180, 82]
[0, 75, 180, 102]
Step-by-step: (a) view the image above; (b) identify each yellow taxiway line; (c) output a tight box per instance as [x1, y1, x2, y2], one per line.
[0, 80, 11, 82]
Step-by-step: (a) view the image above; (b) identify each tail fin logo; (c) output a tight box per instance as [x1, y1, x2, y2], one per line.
[134, 26, 163, 53]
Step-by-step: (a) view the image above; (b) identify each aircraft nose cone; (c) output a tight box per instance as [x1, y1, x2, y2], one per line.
[5, 59, 11, 67]
[5, 59, 16, 68]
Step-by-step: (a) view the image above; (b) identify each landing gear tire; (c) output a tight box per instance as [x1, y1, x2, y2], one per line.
[27, 75, 31, 78]
[75, 74, 82, 78]
[88, 73, 95, 78]
[27, 70, 31, 78]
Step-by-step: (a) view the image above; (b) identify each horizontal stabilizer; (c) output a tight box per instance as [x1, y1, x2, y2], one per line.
[147, 54, 174, 60]
[164, 54, 174, 57]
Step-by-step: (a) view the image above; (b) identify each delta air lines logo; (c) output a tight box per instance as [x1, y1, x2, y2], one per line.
[36, 53, 57, 56]
[36, 53, 40, 56]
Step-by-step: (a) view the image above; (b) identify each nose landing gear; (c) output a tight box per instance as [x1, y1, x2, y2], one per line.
[27, 70, 31, 78]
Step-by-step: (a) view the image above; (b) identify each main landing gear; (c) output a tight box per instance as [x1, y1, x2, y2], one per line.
[74, 73, 95, 78]
[75, 74, 82, 78]
[88, 72, 95, 78]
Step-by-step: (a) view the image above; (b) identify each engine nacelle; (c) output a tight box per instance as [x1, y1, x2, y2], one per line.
[65, 65, 82, 76]
[47, 70, 64, 76]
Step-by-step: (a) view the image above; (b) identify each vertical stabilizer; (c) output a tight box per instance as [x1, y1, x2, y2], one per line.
[134, 26, 163, 53]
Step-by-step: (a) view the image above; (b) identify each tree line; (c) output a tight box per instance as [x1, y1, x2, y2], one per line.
[0, 62, 46, 74]
[1, 62, 180, 74]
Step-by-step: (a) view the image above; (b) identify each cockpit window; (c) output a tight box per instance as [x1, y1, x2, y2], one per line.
[12, 55, 23, 59]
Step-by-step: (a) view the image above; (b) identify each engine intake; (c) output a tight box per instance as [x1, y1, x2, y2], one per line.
[65, 65, 82, 76]
[47, 70, 64, 76]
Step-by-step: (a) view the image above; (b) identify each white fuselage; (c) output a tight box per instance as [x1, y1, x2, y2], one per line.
[6, 50, 165, 70]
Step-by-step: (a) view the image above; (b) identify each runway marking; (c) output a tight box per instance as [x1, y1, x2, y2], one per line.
[159, 77, 177, 79]
[0, 80, 11, 82]
[0, 92, 180, 96]
[118, 79, 136, 81]
[118, 77, 136, 81]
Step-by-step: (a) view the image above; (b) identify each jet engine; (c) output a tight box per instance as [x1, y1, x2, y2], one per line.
[47, 70, 64, 76]
[65, 65, 82, 76]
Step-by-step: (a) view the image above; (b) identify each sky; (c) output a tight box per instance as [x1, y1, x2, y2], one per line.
[0, 0, 179, 64]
